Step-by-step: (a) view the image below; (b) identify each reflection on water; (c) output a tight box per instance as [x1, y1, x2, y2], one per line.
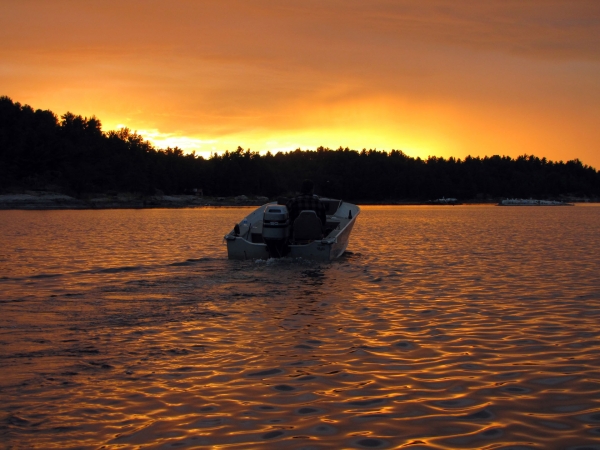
[1, 206, 600, 449]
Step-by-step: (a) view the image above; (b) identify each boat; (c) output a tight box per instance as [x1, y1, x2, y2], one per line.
[224, 198, 360, 260]
[430, 197, 461, 205]
[498, 198, 574, 206]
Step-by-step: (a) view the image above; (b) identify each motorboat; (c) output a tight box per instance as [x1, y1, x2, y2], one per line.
[430, 197, 461, 205]
[224, 198, 360, 260]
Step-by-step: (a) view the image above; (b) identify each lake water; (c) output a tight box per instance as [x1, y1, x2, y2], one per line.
[1, 205, 600, 449]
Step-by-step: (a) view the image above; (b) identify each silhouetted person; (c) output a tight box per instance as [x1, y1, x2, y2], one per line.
[286, 179, 327, 229]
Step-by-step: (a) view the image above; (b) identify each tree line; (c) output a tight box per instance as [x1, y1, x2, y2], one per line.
[1, 96, 599, 201]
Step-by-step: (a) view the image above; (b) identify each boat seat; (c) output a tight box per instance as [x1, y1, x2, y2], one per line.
[293, 210, 323, 241]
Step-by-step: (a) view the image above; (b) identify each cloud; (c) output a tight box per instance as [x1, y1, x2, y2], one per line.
[4, 1, 599, 58]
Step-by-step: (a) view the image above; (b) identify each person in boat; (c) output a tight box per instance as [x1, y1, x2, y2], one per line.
[286, 179, 327, 232]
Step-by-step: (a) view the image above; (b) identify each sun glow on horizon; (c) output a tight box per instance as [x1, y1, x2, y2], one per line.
[125, 127, 448, 162]
[100, 96, 460, 161]
[79, 93, 600, 168]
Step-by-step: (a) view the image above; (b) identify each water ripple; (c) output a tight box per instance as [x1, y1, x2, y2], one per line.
[1, 206, 600, 448]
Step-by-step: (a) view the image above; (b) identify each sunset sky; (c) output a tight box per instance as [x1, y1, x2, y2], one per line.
[2, 0, 599, 168]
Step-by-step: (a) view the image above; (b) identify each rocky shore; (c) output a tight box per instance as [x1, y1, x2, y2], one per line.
[1, 191, 596, 210]
[0, 192, 270, 210]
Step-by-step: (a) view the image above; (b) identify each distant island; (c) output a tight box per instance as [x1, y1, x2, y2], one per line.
[1, 95, 599, 209]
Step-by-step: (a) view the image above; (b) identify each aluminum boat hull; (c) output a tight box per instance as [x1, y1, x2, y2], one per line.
[224, 200, 359, 261]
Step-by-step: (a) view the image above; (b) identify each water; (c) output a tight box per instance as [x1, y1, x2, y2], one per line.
[1, 205, 600, 449]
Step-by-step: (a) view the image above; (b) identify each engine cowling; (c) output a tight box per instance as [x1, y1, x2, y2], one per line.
[262, 205, 289, 257]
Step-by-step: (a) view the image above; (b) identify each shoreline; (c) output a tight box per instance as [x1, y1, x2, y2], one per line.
[0, 192, 596, 210]
[0, 192, 268, 210]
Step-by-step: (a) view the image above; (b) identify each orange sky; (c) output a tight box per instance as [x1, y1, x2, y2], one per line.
[2, 0, 599, 168]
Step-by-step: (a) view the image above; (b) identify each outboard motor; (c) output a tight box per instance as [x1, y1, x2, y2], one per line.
[262, 205, 290, 257]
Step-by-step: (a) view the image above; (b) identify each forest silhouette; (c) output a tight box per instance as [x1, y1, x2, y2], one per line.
[1, 96, 599, 201]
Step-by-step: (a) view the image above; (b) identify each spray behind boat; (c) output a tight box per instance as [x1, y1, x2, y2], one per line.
[262, 205, 290, 257]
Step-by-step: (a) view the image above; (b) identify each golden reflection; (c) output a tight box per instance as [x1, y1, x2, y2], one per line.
[2, 207, 600, 448]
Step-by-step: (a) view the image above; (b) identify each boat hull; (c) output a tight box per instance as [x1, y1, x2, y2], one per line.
[225, 200, 359, 261]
